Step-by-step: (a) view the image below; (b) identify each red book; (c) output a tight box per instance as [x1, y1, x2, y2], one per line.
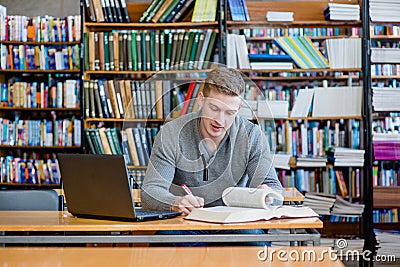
[180, 81, 196, 116]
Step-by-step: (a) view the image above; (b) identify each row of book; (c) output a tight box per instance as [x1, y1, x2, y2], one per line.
[0, 80, 80, 109]
[320, 215, 361, 222]
[279, 167, 361, 199]
[85, 0, 130, 23]
[85, 126, 159, 167]
[372, 162, 400, 187]
[0, 15, 81, 42]
[325, 38, 361, 69]
[243, 27, 357, 38]
[0, 156, 60, 184]
[327, 147, 365, 167]
[261, 119, 361, 158]
[84, 79, 204, 120]
[0, 44, 80, 70]
[85, 29, 217, 72]
[371, 25, 400, 36]
[0, 117, 81, 147]
[373, 116, 400, 133]
[140, 0, 218, 23]
[227, 0, 249, 21]
[373, 209, 400, 223]
[371, 64, 400, 77]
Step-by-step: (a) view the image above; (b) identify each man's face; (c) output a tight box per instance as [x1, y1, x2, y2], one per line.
[198, 90, 243, 142]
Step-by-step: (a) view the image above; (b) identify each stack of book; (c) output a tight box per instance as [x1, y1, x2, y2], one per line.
[370, 0, 400, 22]
[248, 54, 293, 70]
[227, 0, 250, 21]
[325, 38, 361, 68]
[374, 229, 400, 257]
[303, 192, 336, 215]
[331, 195, 364, 216]
[324, 3, 360, 21]
[327, 147, 365, 167]
[84, 0, 130, 23]
[266, 11, 293, 22]
[373, 133, 400, 160]
[371, 48, 400, 63]
[296, 156, 327, 167]
[273, 36, 329, 69]
[372, 87, 400, 111]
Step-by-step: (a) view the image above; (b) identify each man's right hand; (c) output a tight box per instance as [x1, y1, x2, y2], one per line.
[171, 195, 204, 215]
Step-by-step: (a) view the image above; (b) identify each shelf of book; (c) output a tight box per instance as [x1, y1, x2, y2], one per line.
[85, 69, 213, 76]
[0, 107, 81, 112]
[0, 183, 60, 189]
[239, 68, 362, 73]
[0, 12, 84, 187]
[84, 21, 219, 30]
[0, 41, 81, 45]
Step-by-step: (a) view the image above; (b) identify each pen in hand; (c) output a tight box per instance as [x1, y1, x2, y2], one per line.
[181, 184, 203, 208]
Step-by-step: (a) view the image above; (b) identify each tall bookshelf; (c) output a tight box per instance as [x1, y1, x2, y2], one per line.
[369, 0, 400, 257]
[0, 13, 83, 189]
[223, 0, 371, 248]
[82, 1, 223, 201]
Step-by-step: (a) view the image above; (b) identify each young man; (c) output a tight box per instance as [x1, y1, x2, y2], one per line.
[141, 67, 283, 215]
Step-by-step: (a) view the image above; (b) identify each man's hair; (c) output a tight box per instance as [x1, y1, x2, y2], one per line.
[203, 67, 245, 97]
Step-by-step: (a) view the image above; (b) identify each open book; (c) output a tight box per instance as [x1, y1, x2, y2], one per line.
[185, 187, 318, 223]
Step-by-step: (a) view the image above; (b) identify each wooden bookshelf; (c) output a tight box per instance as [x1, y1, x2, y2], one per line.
[0, 145, 81, 149]
[0, 70, 80, 73]
[0, 107, 81, 112]
[0, 41, 81, 45]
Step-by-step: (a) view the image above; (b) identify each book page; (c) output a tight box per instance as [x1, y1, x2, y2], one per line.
[222, 187, 283, 210]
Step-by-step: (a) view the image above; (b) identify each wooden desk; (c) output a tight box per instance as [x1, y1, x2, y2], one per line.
[0, 247, 345, 267]
[0, 211, 322, 245]
[284, 187, 305, 203]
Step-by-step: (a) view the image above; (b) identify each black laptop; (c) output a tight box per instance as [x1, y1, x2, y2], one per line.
[57, 154, 181, 221]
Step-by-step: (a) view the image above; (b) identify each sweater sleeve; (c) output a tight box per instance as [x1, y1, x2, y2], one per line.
[246, 125, 284, 196]
[140, 127, 180, 211]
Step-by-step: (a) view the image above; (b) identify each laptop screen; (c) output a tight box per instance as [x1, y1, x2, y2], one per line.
[57, 154, 136, 220]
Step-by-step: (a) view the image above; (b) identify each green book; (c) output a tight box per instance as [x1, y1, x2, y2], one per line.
[145, 0, 166, 22]
[145, 31, 151, 71]
[105, 128, 117, 154]
[141, 31, 147, 71]
[179, 31, 191, 69]
[136, 32, 142, 70]
[84, 32, 89, 71]
[159, 0, 181, 23]
[165, 31, 173, 70]
[111, 128, 123, 155]
[174, 31, 185, 69]
[118, 33, 124, 71]
[138, 0, 159, 23]
[204, 31, 217, 69]
[159, 31, 165, 70]
[149, 31, 156, 71]
[126, 32, 132, 71]
[183, 31, 195, 69]
[193, 31, 204, 69]
[84, 129, 97, 154]
[104, 32, 110, 71]
[170, 31, 179, 68]
[188, 31, 200, 70]
[131, 30, 137, 71]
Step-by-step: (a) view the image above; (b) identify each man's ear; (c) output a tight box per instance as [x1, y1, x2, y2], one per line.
[198, 91, 205, 108]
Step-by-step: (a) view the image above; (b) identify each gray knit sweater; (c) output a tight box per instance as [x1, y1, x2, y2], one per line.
[141, 111, 283, 211]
